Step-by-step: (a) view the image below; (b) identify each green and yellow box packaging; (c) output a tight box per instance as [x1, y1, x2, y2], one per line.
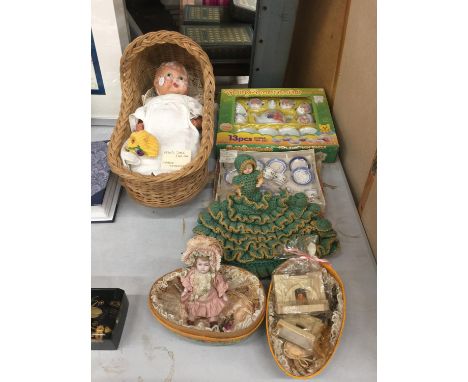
[216, 88, 339, 162]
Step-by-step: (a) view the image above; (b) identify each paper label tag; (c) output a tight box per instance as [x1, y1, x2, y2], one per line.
[313, 95, 324, 103]
[219, 150, 238, 163]
[161, 150, 191, 170]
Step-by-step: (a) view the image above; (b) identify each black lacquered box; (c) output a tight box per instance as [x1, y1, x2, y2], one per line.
[91, 288, 128, 350]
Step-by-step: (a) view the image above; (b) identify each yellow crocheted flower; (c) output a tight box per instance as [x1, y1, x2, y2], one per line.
[126, 130, 160, 157]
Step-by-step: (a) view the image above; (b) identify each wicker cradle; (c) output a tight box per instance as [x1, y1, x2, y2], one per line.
[108, 31, 215, 207]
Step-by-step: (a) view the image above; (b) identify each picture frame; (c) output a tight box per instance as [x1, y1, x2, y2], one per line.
[273, 272, 329, 314]
[91, 31, 106, 95]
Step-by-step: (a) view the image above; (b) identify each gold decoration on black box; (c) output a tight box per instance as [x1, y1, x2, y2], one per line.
[91, 289, 128, 350]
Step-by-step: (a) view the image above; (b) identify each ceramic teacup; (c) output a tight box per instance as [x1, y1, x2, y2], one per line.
[263, 166, 276, 180]
[273, 173, 287, 185]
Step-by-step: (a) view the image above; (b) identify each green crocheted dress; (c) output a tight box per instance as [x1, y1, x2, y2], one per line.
[193, 154, 339, 278]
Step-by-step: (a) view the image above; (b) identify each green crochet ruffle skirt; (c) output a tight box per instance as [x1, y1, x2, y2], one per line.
[193, 191, 339, 278]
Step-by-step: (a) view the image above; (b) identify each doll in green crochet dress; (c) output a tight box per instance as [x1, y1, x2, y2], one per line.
[232, 155, 264, 199]
[193, 154, 338, 278]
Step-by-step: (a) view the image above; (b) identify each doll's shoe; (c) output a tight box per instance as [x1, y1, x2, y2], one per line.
[186, 320, 195, 326]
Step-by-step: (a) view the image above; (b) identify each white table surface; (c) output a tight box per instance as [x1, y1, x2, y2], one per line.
[91, 142, 376, 382]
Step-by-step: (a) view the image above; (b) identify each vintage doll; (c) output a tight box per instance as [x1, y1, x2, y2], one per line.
[120, 61, 203, 175]
[232, 154, 264, 199]
[193, 154, 339, 272]
[180, 236, 229, 327]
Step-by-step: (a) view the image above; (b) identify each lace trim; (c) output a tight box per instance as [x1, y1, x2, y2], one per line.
[267, 260, 344, 376]
[150, 266, 265, 333]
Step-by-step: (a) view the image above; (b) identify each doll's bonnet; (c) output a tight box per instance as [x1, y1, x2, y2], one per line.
[234, 154, 257, 173]
[181, 235, 223, 271]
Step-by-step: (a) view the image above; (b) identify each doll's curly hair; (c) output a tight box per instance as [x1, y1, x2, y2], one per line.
[155, 61, 189, 80]
[181, 235, 223, 271]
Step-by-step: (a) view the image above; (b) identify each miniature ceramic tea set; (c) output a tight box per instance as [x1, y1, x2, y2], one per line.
[218, 149, 326, 209]
[231, 97, 317, 138]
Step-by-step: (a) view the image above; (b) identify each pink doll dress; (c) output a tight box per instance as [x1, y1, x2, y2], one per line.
[180, 269, 228, 319]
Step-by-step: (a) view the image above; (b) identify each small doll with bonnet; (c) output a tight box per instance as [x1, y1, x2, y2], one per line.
[120, 61, 203, 175]
[232, 154, 264, 200]
[180, 236, 229, 328]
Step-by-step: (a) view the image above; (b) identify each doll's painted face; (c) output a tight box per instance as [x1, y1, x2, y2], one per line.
[195, 257, 211, 274]
[243, 164, 254, 174]
[154, 63, 189, 96]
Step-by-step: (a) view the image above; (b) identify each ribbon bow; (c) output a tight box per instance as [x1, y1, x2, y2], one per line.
[283, 246, 329, 264]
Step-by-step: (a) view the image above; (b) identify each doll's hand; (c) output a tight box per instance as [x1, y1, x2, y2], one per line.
[190, 116, 203, 130]
[222, 294, 228, 302]
[235, 187, 242, 197]
[136, 120, 145, 131]
[256, 176, 264, 188]
[181, 289, 188, 298]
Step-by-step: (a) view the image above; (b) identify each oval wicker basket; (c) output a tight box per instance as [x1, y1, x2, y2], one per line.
[266, 262, 346, 379]
[108, 31, 215, 207]
[148, 265, 266, 344]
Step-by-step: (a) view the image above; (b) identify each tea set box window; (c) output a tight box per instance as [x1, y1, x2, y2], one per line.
[91, 288, 129, 350]
[216, 88, 339, 163]
[214, 149, 326, 211]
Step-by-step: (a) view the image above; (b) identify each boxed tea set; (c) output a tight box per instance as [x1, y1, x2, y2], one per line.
[101, 30, 345, 379]
[215, 149, 326, 210]
[215, 88, 339, 163]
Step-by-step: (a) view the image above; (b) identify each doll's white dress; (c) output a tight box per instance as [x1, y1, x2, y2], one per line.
[120, 93, 202, 175]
